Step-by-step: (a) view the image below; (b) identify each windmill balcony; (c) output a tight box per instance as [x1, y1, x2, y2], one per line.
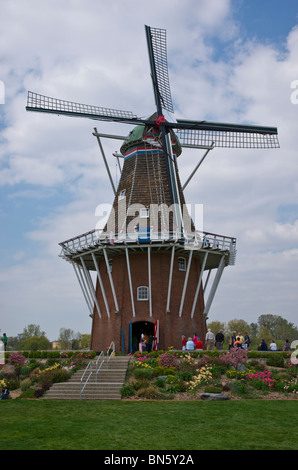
[59, 227, 237, 269]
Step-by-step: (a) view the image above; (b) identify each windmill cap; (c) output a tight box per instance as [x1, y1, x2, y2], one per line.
[120, 112, 182, 157]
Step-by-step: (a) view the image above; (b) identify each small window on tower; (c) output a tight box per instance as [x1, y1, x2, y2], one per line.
[118, 189, 126, 200]
[137, 286, 149, 301]
[178, 257, 186, 271]
[140, 208, 150, 218]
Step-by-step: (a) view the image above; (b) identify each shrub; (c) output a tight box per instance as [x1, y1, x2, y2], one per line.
[266, 354, 285, 368]
[152, 366, 176, 377]
[52, 368, 70, 384]
[158, 352, 178, 369]
[20, 378, 32, 391]
[177, 371, 193, 382]
[165, 375, 177, 384]
[134, 367, 153, 380]
[155, 378, 166, 388]
[5, 378, 20, 390]
[120, 385, 135, 398]
[132, 379, 150, 391]
[136, 385, 159, 399]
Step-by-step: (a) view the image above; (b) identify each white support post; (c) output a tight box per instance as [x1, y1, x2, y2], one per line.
[148, 247, 152, 317]
[80, 256, 102, 319]
[102, 248, 119, 313]
[179, 250, 193, 317]
[203, 255, 225, 317]
[91, 252, 110, 318]
[72, 262, 94, 316]
[204, 269, 212, 293]
[93, 127, 116, 195]
[191, 251, 208, 318]
[182, 144, 214, 190]
[125, 248, 136, 317]
[166, 245, 175, 312]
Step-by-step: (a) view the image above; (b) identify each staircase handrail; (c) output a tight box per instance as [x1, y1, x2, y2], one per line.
[106, 341, 115, 368]
[80, 360, 93, 400]
[95, 350, 105, 383]
[80, 342, 115, 398]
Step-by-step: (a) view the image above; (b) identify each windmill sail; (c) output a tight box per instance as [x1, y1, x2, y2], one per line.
[145, 25, 174, 114]
[174, 120, 279, 149]
[26, 91, 139, 124]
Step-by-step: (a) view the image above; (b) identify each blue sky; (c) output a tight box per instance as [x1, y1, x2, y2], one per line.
[0, 0, 298, 341]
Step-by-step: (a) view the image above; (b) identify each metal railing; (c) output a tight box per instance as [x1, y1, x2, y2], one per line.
[80, 361, 93, 400]
[59, 228, 236, 257]
[80, 341, 115, 400]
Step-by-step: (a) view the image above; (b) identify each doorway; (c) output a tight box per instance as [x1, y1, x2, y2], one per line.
[130, 320, 154, 353]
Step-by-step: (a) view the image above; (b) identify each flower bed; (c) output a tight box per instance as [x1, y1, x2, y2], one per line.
[121, 349, 298, 400]
[0, 351, 95, 399]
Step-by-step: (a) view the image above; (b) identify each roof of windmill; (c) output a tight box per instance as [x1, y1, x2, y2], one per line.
[120, 112, 182, 157]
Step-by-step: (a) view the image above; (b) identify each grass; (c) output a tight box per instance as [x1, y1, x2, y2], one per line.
[1, 400, 297, 450]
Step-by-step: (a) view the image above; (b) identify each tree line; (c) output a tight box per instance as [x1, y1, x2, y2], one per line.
[207, 314, 298, 348]
[5, 325, 91, 351]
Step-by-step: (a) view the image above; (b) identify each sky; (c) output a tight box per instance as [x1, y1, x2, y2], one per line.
[0, 0, 298, 342]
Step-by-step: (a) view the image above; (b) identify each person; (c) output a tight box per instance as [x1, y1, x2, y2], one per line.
[147, 335, 154, 352]
[215, 330, 224, 350]
[237, 332, 244, 343]
[282, 339, 291, 351]
[269, 340, 277, 351]
[193, 333, 198, 344]
[234, 336, 242, 348]
[205, 329, 215, 350]
[2, 333, 7, 351]
[195, 338, 203, 350]
[139, 334, 146, 352]
[181, 335, 186, 351]
[258, 339, 268, 351]
[243, 332, 251, 349]
[186, 337, 195, 351]
[229, 331, 236, 350]
[1, 387, 9, 400]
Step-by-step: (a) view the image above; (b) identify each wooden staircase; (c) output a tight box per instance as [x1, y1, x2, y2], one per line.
[43, 356, 130, 400]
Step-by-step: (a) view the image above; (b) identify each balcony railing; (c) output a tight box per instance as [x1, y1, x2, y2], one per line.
[59, 227, 236, 258]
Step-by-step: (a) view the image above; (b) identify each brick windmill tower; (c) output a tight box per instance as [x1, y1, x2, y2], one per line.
[26, 26, 279, 352]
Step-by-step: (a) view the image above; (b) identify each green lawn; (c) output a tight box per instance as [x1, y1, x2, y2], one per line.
[1, 400, 297, 450]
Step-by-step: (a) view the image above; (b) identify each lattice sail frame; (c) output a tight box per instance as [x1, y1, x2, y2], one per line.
[146, 26, 174, 114]
[27, 91, 138, 121]
[176, 127, 280, 149]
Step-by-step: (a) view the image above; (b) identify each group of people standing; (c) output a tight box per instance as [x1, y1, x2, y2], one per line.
[205, 329, 252, 351]
[181, 334, 203, 351]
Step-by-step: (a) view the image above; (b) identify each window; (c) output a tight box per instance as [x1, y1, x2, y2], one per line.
[118, 189, 126, 200]
[137, 286, 149, 301]
[140, 207, 150, 218]
[178, 257, 186, 271]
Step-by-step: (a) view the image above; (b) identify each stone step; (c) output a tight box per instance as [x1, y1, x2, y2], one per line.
[43, 355, 130, 400]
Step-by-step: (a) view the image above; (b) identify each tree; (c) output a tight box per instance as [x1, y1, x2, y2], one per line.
[19, 335, 51, 351]
[18, 324, 51, 351]
[58, 328, 81, 349]
[226, 319, 250, 337]
[207, 321, 225, 335]
[258, 315, 298, 342]
[21, 324, 46, 339]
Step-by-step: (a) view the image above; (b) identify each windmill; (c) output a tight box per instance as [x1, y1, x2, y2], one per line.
[26, 26, 279, 352]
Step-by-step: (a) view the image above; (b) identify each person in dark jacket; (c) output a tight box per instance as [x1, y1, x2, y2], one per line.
[215, 330, 225, 350]
[258, 339, 268, 351]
